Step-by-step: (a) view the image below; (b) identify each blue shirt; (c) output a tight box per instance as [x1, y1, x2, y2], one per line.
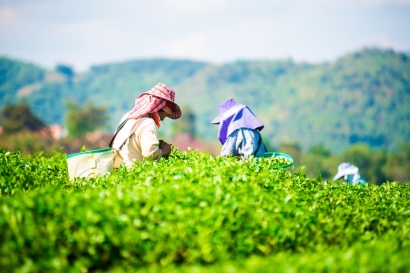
[221, 128, 267, 159]
[346, 174, 367, 185]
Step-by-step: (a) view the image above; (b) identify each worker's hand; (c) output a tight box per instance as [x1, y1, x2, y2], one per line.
[160, 142, 172, 158]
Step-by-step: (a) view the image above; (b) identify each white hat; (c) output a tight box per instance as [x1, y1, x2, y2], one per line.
[333, 162, 359, 181]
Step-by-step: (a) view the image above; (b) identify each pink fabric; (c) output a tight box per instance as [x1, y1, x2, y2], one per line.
[125, 83, 182, 120]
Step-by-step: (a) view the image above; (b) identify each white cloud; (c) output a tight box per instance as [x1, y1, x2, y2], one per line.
[161, 0, 238, 13]
[0, 7, 16, 23]
[56, 19, 123, 46]
[165, 34, 210, 60]
[0, 6, 18, 34]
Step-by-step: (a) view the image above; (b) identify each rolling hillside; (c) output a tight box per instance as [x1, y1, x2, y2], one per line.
[0, 48, 409, 153]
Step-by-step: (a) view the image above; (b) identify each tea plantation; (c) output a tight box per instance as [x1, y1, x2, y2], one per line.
[1, 149, 409, 272]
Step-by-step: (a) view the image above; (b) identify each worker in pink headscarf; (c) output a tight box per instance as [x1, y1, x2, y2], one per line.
[110, 83, 182, 168]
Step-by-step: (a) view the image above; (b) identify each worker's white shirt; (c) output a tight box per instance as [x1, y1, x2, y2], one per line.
[112, 115, 162, 168]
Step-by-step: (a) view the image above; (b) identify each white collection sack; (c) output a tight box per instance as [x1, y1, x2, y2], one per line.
[66, 118, 141, 181]
[66, 148, 118, 181]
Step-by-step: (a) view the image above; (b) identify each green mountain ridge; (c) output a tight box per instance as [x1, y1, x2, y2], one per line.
[0, 48, 409, 153]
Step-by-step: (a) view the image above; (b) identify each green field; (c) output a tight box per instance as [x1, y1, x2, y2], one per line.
[1, 148, 410, 272]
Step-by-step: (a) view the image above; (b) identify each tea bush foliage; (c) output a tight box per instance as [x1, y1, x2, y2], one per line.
[1, 148, 409, 272]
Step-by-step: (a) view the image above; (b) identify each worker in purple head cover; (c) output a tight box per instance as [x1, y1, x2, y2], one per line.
[211, 98, 267, 160]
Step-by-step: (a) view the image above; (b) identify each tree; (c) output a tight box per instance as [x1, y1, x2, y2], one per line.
[56, 64, 75, 80]
[308, 145, 332, 157]
[0, 101, 45, 134]
[65, 100, 108, 137]
[383, 144, 410, 183]
[301, 144, 335, 180]
[342, 143, 386, 184]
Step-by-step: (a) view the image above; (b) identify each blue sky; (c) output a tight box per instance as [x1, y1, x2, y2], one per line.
[1, 0, 409, 72]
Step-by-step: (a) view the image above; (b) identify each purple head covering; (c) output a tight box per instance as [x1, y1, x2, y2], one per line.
[211, 98, 264, 144]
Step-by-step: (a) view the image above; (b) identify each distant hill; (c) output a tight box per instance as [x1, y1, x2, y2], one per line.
[0, 48, 409, 153]
[0, 57, 45, 105]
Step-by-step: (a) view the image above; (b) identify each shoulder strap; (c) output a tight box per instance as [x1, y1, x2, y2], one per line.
[109, 118, 129, 148]
[109, 118, 146, 150]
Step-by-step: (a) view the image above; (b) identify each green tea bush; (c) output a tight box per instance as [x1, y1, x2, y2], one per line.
[0, 149, 409, 272]
[0, 149, 68, 196]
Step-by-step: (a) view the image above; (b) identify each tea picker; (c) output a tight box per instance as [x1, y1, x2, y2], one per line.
[66, 83, 182, 180]
[333, 162, 366, 185]
[210, 98, 294, 169]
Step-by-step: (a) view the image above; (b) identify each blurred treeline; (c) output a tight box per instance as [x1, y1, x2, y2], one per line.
[0, 100, 112, 155]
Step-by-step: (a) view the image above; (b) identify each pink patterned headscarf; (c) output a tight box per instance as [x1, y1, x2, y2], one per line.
[125, 83, 182, 120]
